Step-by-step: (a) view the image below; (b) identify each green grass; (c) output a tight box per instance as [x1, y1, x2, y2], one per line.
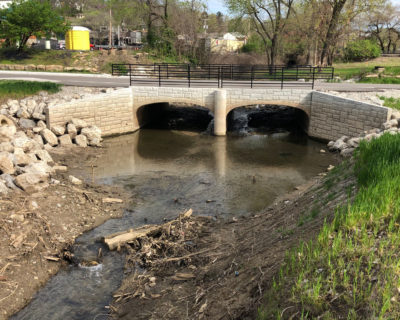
[379, 96, 400, 110]
[258, 133, 400, 319]
[0, 48, 74, 66]
[358, 77, 400, 84]
[0, 80, 61, 102]
[334, 67, 373, 80]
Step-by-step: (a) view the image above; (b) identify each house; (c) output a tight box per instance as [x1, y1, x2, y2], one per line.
[205, 32, 247, 54]
[0, 1, 12, 9]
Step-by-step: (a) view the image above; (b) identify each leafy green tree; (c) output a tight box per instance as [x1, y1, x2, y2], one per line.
[344, 39, 381, 61]
[0, 0, 69, 51]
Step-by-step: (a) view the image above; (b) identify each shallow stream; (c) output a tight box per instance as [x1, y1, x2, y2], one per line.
[13, 126, 335, 320]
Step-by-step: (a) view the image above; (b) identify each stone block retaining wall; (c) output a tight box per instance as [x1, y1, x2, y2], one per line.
[46, 87, 392, 141]
[310, 92, 391, 141]
[46, 88, 134, 136]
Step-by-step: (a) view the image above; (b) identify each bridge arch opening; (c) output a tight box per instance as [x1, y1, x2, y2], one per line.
[226, 104, 309, 136]
[136, 102, 214, 132]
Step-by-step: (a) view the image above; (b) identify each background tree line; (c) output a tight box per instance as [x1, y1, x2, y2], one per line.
[1, 0, 400, 65]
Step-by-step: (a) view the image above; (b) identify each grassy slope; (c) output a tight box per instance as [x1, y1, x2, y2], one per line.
[258, 133, 400, 319]
[0, 80, 61, 103]
[334, 57, 400, 81]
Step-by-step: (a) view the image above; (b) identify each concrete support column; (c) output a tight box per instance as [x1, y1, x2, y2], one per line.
[214, 90, 227, 136]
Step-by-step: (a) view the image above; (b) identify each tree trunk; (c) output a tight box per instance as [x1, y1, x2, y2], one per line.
[320, 0, 347, 66]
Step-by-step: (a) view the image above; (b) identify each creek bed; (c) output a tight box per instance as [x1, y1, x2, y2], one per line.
[12, 128, 335, 320]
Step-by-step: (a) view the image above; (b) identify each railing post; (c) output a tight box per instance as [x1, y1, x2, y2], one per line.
[231, 64, 233, 80]
[188, 64, 191, 88]
[312, 67, 316, 90]
[158, 64, 161, 87]
[221, 67, 224, 88]
[250, 66, 254, 88]
[129, 64, 132, 86]
[296, 66, 299, 81]
[208, 66, 211, 80]
[281, 67, 284, 89]
[167, 64, 169, 79]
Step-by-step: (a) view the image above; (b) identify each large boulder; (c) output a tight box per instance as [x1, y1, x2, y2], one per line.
[67, 123, 77, 139]
[13, 135, 39, 152]
[19, 118, 36, 129]
[1, 174, 17, 190]
[40, 129, 58, 147]
[59, 134, 73, 146]
[15, 173, 49, 193]
[0, 125, 16, 143]
[70, 118, 87, 130]
[12, 148, 33, 166]
[7, 100, 19, 115]
[0, 152, 14, 174]
[0, 180, 8, 194]
[23, 161, 53, 176]
[81, 126, 101, 143]
[74, 134, 88, 147]
[0, 142, 14, 153]
[51, 125, 65, 136]
[34, 150, 53, 164]
[16, 108, 30, 119]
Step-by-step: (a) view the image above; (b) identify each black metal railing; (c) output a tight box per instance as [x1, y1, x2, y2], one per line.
[112, 63, 334, 89]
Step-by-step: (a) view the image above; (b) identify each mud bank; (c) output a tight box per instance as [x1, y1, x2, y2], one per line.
[0, 147, 130, 320]
[110, 159, 350, 320]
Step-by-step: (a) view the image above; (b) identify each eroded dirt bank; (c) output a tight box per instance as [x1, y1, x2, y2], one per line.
[0, 147, 130, 320]
[111, 161, 351, 320]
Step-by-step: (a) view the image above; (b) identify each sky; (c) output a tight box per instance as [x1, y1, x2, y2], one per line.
[207, 0, 228, 14]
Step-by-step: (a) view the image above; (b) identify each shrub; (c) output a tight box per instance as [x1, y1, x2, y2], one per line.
[344, 39, 381, 62]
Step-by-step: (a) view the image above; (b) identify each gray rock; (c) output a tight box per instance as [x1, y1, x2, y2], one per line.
[383, 119, 398, 130]
[0, 180, 8, 194]
[37, 120, 47, 129]
[365, 133, 378, 141]
[332, 139, 347, 151]
[74, 134, 88, 147]
[35, 150, 53, 164]
[88, 137, 102, 147]
[13, 135, 38, 152]
[340, 148, 355, 157]
[1, 174, 17, 189]
[69, 175, 82, 185]
[19, 118, 36, 129]
[32, 112, 46, 121]
[7, 100, 19, 115]
[71, 118, 88, 130]
[348, 137, 361, 148]
[51, 125, 65, 136]
[23, 161, 53, 176]
[59, 134, 73, 146]
[67, 123, 77, 139]
[41, 129, 58, 146]
[16, 107, 30, 119]
[0, 142, 13, 153]
[0, 125, 16, 142]
[12, 148, 33, 166]
[0, 152, 15, 174]
[81, 126, 101, 142]
[33, 134, 44, 146]
[26, 99, 37, 114]
[15, 173, 49, 193]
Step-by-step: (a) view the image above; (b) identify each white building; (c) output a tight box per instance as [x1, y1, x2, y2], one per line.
[0, 1, 12, 9]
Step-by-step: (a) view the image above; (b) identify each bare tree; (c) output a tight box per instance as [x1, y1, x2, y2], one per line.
[226, 0, 294, 66]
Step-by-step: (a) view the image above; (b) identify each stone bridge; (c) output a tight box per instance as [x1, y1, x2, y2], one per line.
[47, 86, 392, 141]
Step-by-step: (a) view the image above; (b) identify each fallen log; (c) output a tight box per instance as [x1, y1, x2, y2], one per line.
[103, 225, 160, 251]
[103, 209, 193, 251]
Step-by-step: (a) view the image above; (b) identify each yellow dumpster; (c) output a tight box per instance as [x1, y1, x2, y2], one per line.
[65, 26, 90, 51]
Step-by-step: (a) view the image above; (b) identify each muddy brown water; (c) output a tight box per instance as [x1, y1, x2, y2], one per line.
[12, 128, 335, 320]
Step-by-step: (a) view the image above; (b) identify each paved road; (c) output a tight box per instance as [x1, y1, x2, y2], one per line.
[1, 70, 400, 92]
